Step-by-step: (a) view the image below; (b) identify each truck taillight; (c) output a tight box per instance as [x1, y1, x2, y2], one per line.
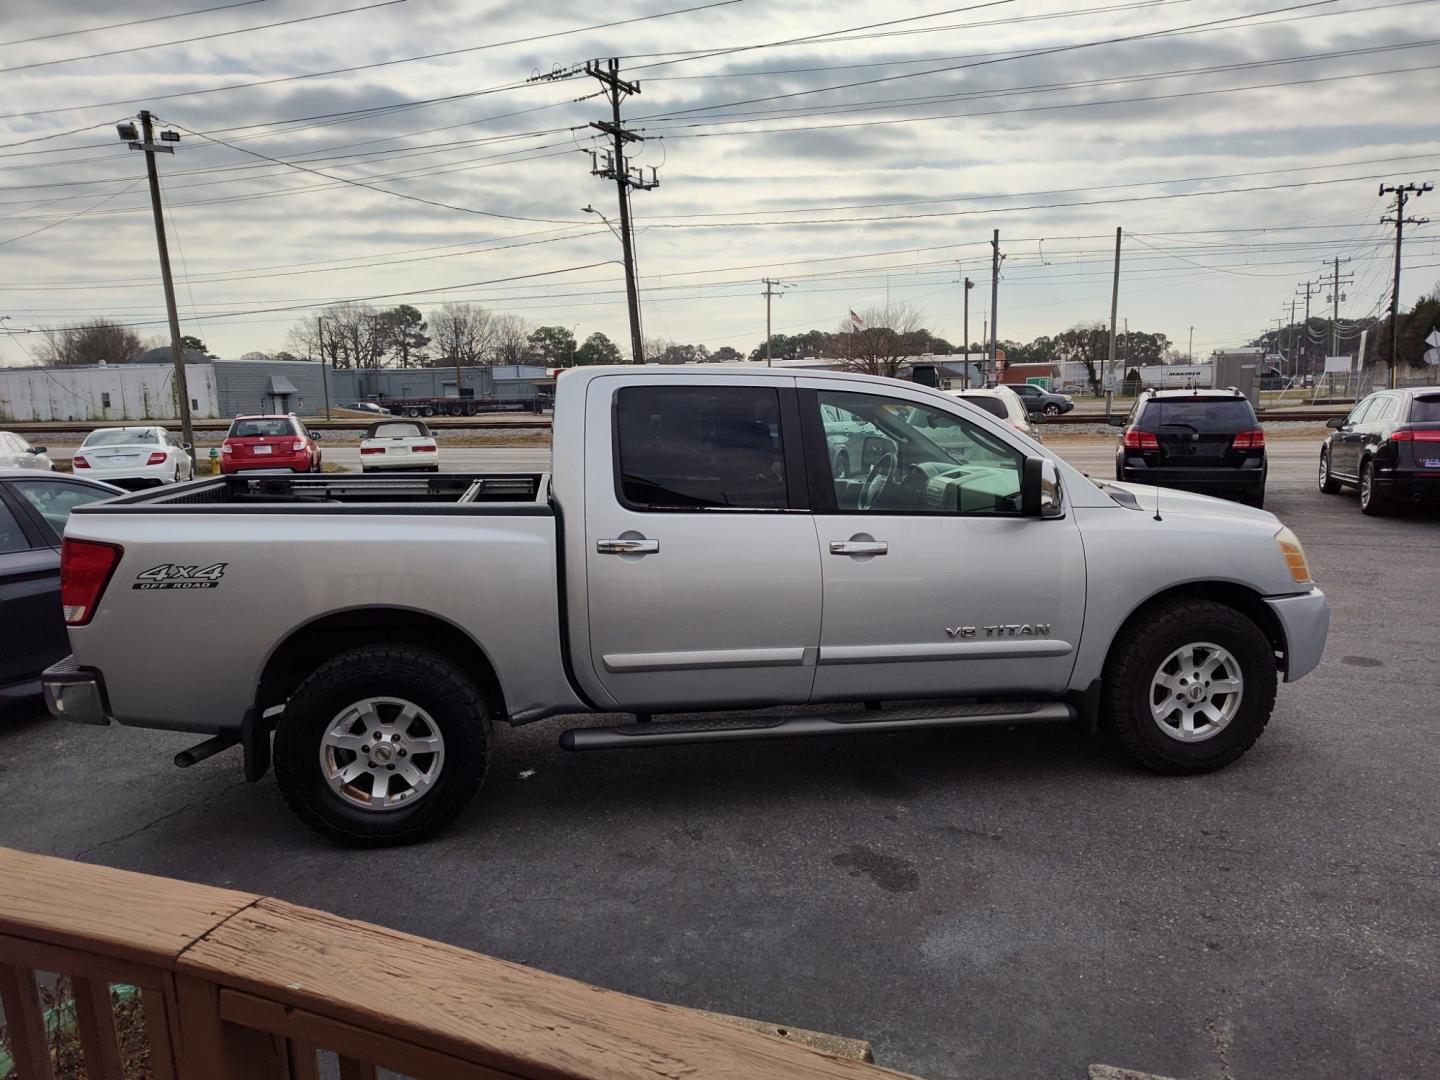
[1123, 430, 1159, 450]
[146, 451, 167, 465]
[61, 539, 123, 626]
[1392, 429, 1440, 442]
[1232, 429, 1266, 450]
[72, 455, 90, 468]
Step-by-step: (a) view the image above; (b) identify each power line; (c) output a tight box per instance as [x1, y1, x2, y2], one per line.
[0, 0, 267, 49]
[0, 0, 742, 123]
[0, 1, 405, 76]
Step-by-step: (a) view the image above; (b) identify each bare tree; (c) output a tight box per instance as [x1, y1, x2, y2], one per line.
[836, 302, 928, 378]
[36, 319, 143, 367]
[491, 313, 532, 365]
[430, 302, 495, 367]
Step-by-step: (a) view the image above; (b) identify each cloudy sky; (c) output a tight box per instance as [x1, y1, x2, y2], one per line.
[1, 0, 1437, 364]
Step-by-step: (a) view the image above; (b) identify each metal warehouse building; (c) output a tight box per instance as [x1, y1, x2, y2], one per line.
[0, 360, 547, 422]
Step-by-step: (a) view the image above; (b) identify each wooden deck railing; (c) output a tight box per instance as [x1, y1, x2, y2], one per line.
[0, 847, 910, 1079]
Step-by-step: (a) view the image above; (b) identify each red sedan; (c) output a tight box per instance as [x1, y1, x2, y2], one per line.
[221, 415, 322, 474]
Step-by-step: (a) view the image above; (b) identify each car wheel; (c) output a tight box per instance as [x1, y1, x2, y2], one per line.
[274, 644, 492, 847]
[173, 463, 182, 484]
[1318, 449, 1341, 494]
[1359, 458, 1387, 516]
[422, 406, 435, 417]
[1101, 598, 1277, 774]
[1236, 483, 1265, 509]
[1044, 403, 1061, 416]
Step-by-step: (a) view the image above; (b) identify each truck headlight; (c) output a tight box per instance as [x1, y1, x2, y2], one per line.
[1274, 526, 1312, 585]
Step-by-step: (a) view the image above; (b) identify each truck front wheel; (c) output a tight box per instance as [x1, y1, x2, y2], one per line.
[1101, 599, 1277, 774]
[274, 644, 492, 846]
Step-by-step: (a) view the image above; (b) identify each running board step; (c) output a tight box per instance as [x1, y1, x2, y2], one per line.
[559, 701, 1074, 751]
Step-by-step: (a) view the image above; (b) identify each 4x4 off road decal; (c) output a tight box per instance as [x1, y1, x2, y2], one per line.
[133, 563, 228, 590]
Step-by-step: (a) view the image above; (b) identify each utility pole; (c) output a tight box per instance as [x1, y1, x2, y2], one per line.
[1295, 281, 1317, 376]
[122, 111, 193, 458]
[1287, 297, 1298, 375]
[761, 278, 784, 366]
[550, 59, 657, 364]
[1188, 325, 1194, 363]
[1380, 182, 1431, 388]
[1323, 256, 1353, 358]
[961, 271, 975, 389]
[988, 230, 1001, 380]
[317, 316, 332, 420]
[1107, 227, 1122, 391]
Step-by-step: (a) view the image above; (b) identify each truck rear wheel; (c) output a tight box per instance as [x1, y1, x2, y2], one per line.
[274, 644, 492, 846]
[1101, 599, 1276, 774]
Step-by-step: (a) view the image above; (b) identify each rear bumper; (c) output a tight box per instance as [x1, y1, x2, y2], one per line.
[1264, 588, 1329, 682]
[362, 454, 439, 470]
[1373, 468, 1440, 500]
[79, 464, 173, 488]
[42, 655, 112, 726]
[223, 456, 312, 473]
[1120, 463, 1264, 487]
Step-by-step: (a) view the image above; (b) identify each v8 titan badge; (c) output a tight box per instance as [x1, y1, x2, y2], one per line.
[133, 563, 228, 590]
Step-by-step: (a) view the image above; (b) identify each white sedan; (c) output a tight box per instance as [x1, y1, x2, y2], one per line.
[359, 420, 440, 472]
[72, 426, 194, 488]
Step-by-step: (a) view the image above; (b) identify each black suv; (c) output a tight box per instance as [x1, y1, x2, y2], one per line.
[1319, 386, 1440, 515]
[1111, 389, 1267, 507]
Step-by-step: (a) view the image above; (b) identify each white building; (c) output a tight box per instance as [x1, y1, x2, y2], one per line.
[0, 363, 218, 423]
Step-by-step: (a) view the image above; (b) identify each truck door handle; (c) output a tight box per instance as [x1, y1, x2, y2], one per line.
[597, 538, 660, 555]
[829, 540, 888, 556]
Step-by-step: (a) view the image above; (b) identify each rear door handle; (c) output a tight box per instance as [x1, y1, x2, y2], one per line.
[829, 540, 888, 556]
[597, 538, 660, 555]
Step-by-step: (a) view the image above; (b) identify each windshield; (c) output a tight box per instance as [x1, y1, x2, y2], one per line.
[83, 429, 158, 447]
[369, 422, 428, 438]
[229, 418, 295, 438]
[1139, 399, 1256, 433]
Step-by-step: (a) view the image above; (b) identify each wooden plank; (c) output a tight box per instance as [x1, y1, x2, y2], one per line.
[222, 990, 515, 1080]
[222, 1022, 291, 1080]
[287, 1039, 322, 1080]
[169, 975, 229, 1079]
[0, 933, 166, 991]
[0, 848, 257, 969]
[0, 963, 55, 1080]
[338, 1057, 379, 1080]
[141, 986, 179, 1080]
[71, 976, 125, 1080]
[189, 899, 913, 1080]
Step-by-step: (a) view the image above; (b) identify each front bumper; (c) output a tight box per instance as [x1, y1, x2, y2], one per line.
[42, 655, 111, 726]
[1264, 588, 1329, 682]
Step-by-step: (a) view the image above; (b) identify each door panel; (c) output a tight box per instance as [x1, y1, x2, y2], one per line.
[582, 376, 822, 711]
[800, 382, 1086, 701]
[0, 495, 65, 688]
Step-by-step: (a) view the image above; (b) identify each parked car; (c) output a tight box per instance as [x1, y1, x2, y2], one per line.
[220, 414, 322, 475]
[344, 402, 390, 416]
[0, 431, 53, 471]
[0, 471, 122, 702]
[1318, 386, 1440, 515]
[72, 426, 193, 488]
[1111, 388, 1267, 507]
[945, 387, 1043, 441]
[46, 367, 1328, 846]
[1006, 382, 1075, 416]
[360, 420, 439, 472]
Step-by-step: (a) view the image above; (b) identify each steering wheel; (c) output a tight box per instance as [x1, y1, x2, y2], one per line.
[859, 451, 896, 511]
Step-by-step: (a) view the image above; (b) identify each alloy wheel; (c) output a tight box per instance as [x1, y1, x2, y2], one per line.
[1149, 642, 1244, 743]
[319, 696, 446, 811]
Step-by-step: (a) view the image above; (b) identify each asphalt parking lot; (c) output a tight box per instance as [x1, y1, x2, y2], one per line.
[2, 435, 1437, 1080]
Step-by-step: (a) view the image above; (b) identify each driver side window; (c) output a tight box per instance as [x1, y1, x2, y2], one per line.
[814, 391, 1023, 515]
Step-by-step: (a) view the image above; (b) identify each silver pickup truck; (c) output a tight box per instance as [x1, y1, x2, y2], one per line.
[45, 367, 1329, 845]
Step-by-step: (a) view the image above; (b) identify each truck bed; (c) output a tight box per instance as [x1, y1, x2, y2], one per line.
[83, 472, 551, 513]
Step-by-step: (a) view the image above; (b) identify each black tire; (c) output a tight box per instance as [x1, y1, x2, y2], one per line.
[274, 645, 492, 846]
[422, 406, 435, 417]
[1359, 458, 1387, 516]
[1101, 598, 1277, 775]
[1237, 484, 1265, 509]
[1318, 449, 1341, 494]
[1044, 403, 1061, 416]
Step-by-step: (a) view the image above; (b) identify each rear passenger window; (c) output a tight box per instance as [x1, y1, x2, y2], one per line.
[616, 385, 787, 511]
[0, 499, 30, 553]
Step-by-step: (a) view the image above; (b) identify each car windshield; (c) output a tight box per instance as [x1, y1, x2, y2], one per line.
[1140, 399, 1256, 433]
[1410, 394, 1440, 422]
[368, 422, 428, 438]
[83, 429, 157, 447]
[229, 419, 294, 438]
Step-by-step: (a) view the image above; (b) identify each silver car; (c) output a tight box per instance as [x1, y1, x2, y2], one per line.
[0, 431, 53, 471]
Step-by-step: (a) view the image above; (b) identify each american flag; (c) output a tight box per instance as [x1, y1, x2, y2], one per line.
[849, 309, 865, 331]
